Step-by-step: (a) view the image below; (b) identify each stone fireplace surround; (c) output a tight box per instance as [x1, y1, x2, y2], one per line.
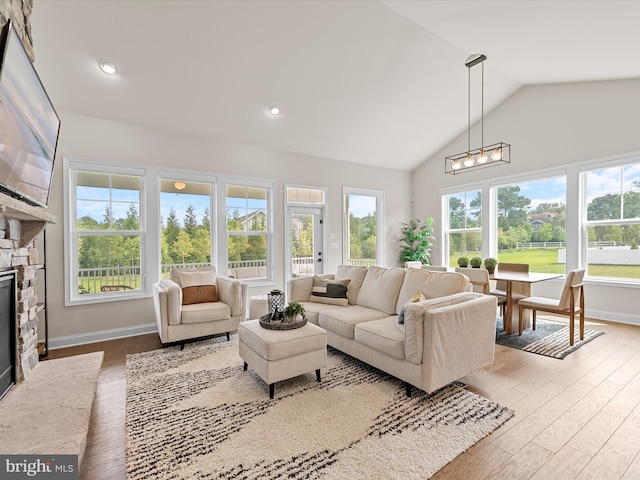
[0, 192, 57, 384]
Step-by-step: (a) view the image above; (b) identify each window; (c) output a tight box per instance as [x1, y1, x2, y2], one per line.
[445, 189, 481, 266]
[226, 183, 272, 281]
[496, 176, 566, 273]
[343, 188, 384, 266]
[70, 167, 144, 300]
[583, 161, 640, 281]
[65, 158, 273, 304]
[159, 178, 214, 278]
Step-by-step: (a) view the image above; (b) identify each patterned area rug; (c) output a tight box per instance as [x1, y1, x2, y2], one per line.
[496, 317, 604, 359]
[126, 337, 513, 479]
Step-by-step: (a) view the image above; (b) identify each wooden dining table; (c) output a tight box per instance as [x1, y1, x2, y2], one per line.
[491, 271, 563, 335]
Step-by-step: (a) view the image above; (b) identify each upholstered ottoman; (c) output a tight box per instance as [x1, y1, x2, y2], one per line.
[248, 294, 269, 319]
[238, 319, 327, 399]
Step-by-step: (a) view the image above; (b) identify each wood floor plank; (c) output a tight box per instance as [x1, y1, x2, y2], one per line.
[532, 379, 621, 453]
[480, 442, 554, 480]
[529, 445, 592, 480]
[567, 371, 640, 457]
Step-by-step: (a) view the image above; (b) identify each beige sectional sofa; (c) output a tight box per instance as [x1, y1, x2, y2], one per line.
[287, 265, 497, 395]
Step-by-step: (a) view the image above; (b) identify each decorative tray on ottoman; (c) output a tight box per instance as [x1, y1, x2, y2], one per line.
[259, 314, 307, 330]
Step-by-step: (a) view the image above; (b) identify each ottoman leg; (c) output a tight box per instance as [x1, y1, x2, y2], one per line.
[243, 362, 248, 371]
[316, 369, 321, 382]
[269, 384, 275, 399]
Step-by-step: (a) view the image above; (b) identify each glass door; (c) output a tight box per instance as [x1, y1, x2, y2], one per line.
[288, 207, 323, 279]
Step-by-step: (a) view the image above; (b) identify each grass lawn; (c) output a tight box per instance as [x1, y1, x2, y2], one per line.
[450, 248, 640, 279]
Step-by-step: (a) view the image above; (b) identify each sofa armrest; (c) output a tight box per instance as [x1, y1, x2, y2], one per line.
[217, 276, 246, 318]
[287, 276, 315, 302]
[154, 279, 183, 327]
[417, 294, 497, 393]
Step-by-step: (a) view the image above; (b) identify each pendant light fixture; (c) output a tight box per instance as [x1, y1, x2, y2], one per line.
[445, 54, 510, 175]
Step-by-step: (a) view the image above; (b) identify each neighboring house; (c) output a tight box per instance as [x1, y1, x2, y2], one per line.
[527, 212, 556, 231]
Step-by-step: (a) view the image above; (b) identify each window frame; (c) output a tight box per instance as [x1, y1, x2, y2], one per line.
[441, 186, 483, 268]
[64, 158, 151, 306]
[219, 176, 275, 285]
[64, 158, 275, 305]
[342, 186, 384, 267]
[580, 153, 640, 284]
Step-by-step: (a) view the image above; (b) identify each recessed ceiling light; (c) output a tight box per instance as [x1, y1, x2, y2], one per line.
[99, 60, 119, 75]
[268, 106, 281, 115]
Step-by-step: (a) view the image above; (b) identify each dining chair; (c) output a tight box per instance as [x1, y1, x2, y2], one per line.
[403, 261, 423, 269]
[490, 263, 529, 317]
[455, 267, 490, 294]
[518, 269, 585, 345]
[421, 265, 447, 272]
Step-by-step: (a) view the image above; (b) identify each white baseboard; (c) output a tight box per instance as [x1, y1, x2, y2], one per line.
[48, 323, 158, 350]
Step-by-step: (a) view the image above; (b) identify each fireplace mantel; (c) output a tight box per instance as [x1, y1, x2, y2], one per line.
[0, 192, 58, 246]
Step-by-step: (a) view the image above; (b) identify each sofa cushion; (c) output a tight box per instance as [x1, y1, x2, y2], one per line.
[355, 317, 405, 360]
[356, 266, 406, 315]
[172, 266, 217, 288]
[396, 269, 471, 314]
[298, 301, 345, 325]
[319, 305, 388, 339]
[335, 265, 368, 305]
[181, 301, 231, 324]
[182, 285, 218, 305]
[310, 276, 350, 306]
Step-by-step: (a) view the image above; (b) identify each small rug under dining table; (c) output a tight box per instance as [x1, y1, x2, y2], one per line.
[495, 317, 604, 359]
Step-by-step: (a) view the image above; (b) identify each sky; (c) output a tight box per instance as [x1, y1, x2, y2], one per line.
[77, 164, 640, 224]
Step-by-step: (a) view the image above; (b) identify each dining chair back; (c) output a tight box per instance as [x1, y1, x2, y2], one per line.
[455, 267, 490, 295]
[404, 261, 423, 269]
[421, 265, 447, 272]
[518, 269, 586, 345]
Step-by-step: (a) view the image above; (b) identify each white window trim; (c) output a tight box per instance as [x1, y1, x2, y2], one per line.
[64, 157, 150, 306]
[219, 176, 276, 285]
[64, 157, 275, 305]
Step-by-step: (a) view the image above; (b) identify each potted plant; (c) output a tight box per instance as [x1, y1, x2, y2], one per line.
[483, 257, 498, 274]
[283, 300, 306, 323]
[457, 256, 469, 267]
[399, 218, 435, 265]
[470, 256, 483, 268]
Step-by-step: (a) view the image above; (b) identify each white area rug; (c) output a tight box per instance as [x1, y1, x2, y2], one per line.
[126, 337, 513, 479]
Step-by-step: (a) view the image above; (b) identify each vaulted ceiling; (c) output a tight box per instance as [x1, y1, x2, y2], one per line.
[30, 0, 640, 171]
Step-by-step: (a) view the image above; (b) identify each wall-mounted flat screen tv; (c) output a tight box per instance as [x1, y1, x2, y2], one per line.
[0, 20, 60, 208]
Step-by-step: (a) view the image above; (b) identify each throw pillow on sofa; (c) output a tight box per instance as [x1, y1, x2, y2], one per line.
[310, 276, 351, 306]
[397, 291, 426, 324]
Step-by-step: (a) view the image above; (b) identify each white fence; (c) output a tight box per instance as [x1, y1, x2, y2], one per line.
[558, 247, 640, 265]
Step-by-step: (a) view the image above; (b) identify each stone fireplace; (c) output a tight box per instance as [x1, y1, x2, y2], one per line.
[0, 192, 57, 387]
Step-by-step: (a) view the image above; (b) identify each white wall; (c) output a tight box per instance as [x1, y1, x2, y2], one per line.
[412, 78, 640, 324]
[46, 113, 412, 345]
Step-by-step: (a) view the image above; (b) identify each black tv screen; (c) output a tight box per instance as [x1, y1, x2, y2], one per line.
[0, 20, 60, 208]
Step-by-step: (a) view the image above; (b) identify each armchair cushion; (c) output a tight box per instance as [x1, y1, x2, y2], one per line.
[182, 285, 218, 305]
[171, 266, 217, 288]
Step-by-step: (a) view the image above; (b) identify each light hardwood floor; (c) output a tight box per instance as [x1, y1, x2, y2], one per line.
[46, 316, 640, 480]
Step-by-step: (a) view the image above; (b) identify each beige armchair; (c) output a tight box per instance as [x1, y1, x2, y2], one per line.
[153, 266, 247, 347]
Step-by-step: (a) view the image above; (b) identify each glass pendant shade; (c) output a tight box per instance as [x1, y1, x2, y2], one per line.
[463, 154, 475, 167]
